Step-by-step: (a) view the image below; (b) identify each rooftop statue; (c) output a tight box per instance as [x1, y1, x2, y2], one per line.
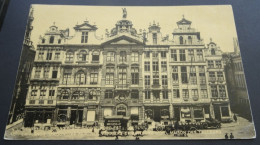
[122, 8, 127, 19]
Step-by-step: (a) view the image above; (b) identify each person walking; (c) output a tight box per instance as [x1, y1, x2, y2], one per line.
[225, 133, 229, 139]
[233, 114, 237, 122]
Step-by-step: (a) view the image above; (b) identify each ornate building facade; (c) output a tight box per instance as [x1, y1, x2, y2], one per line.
[24, 10, 232, 127]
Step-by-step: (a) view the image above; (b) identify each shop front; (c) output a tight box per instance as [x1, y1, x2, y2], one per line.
[104, 115, 130, 131]
[24, 108, 54, 128]
[144, 106, 170, 124]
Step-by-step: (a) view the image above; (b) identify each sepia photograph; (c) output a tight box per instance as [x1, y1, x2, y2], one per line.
[4, 5, 255, 140]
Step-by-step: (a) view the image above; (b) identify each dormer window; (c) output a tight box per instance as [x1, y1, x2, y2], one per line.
[42, 39, 45, 44]
[58, 39, 61, 44]
[211, 49, 216, 55]
[81, 32, 88, 43]
[153, 33, 157, 44]
[179, 36, 183, 44]
[49, 36, 54, 44]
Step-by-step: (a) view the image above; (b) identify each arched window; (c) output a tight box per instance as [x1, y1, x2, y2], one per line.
[179, 36, 183, 44]
[66, 51, 74, 62]
[211, 49, 216, 55]
[89, 90, 97, 100]
[61, 90, 69, 100]
[75, 71, 86, 85]
[78, 50, 88, 61]
[188, 36, 192, 44]
[49, 36, 54, 44]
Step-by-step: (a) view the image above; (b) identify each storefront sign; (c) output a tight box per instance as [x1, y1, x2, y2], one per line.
[105, 119, 121, 126]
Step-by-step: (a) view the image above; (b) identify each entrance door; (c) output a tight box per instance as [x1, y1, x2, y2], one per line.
[174, 107, 180, 121]
[70, 110, 77, 125]
[213, 105, 221, 121]
[153, 107, 160, 122]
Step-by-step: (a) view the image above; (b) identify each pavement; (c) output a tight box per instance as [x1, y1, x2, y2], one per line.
[4, 116, 255, 140]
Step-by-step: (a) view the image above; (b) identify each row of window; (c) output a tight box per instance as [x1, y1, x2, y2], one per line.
[234, 62, 243, 71]
[170, 49, 204, 62]
[210, 85, 226, 98]
[208, 60, 222, 68]
[34, 67, 58, 79]
[235, 74, 246, 88]
[41, 36, 62, 44]
[106, 52, 139, 62]
[62, 70, 98, 85]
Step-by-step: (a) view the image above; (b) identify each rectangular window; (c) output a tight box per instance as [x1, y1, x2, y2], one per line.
[118, 67, 127, 85]
[162, 75, 168, 86]
[172, 66, 178, 84]
[31, 86, 37, 98]
[145, 75, 150, 86]
[52, 69, 58, 79]
[153, 75, 159, 85]
[38, 51, 44, 60]
[66, 52, 74, 62]
[209, 72, 216, 82]
[197, 49, 203, 61]
[188, 49, 194, 61]
[106, 74, 114, 85]
[131, 67, 139, 85]
[181, 66, 188, 84]
[153, 91, 160, 100]
[105, 90, 113, 99]
[171, 50, 177, 61]
[54, 52, 60, 60]
[191, 89, 198, 98]
[152, 61, 159, 72]
[179, 50, 186, 61]
[145, 51, 150, 58]
[46, 52, 52, 60]
[145, 91, 151, 99]
[90, 73, 98, 84]
[161, 51, 166, 58]
[40, 89, 46, 97]
[63, 69, 71, 85]
[144, 62, 150, 71]
[219, 85, 226, 97]
[216, 61, 222, 68]
[211, 85, 218, 98]
[92, 54, 99, 62]
[119, 51, 127, 62]
[81, 32, 88, 43]
[208, 60, 214, 68]
[131, 90, 139, 99]
[190, 66, 197, 84]
[43, 67, 50, 78]
[153, 33, 157, 44]
[106, 52, 115, 62]
[173, 89, 180, 98]
[217, 72, 224, 81]
[49, 89, 55, 99]
[152, 52, 158, 58]
[131, 52, 139, 62]
[199, 73, 206, 84]
[198, 66, 204, 73]
[161, 61, 167, 72]
[162, 91, 168, 99]
[182, 89, 189, 98]
[201, 89, 208, 98]
[34, 67, 41, 78]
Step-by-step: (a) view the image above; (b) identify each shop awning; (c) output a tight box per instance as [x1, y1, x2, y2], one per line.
[104, 115, 130, 120]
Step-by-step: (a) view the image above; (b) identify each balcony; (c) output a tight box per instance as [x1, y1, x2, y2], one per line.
[152, 83, 160, 88]
[211, 97, 229, 102]
[116, 84, 129, 89]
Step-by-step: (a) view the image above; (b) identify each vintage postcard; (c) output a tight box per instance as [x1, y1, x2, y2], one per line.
[4, 5, 255, 140]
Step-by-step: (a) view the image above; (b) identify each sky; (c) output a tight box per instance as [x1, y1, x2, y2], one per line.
[29, 5, 238, 52]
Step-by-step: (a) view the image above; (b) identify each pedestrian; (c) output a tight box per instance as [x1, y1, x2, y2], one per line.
[92, 127, 95, 133]
[225, 133, 229, 139]
[230, 133, 234, 139]
[233, 114, 237, 122]
[31, 127, 34, 134]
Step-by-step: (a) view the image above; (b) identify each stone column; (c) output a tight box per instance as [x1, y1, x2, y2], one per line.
[66, 107, 71, 126]
[82, 107, 88, 126]
[169, 105, 173, 120]
[209, 103, 215, 119]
